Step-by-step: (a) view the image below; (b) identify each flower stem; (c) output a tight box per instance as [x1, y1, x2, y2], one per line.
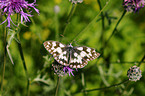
[55, 76, 60, 96]
[54, 12, 59, 41]
[138, 55, 145, 67]
[1, 25, 7, 95]
[101, 10, 126, 52]
[66, 3, 76, 24]
[81, 73, 87, 96]
[72, 79, 129, 95]
[16, 14, 30, 96]
[83, 79, 129, 92]
[17, 34, 30, 96]
[97, 0, 105, 54]
[97, 0, 105, 30]
[61, 3, 76, 41]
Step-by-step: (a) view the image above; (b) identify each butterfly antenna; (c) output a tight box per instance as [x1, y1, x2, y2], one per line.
[70, 39, 78, 45]
[60, 34, 65, 42]
[69, 41, 73, 46]
[60, 34, 71, 45]
[70, 38, 83, 46]
[70, 40, 73, 45]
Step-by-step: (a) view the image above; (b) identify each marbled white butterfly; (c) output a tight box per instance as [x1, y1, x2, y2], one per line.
[43, 41, 100, 68]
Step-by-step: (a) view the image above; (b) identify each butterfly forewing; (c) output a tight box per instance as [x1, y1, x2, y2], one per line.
[69, 46, 100, 68]
[43, 41, 69, 66]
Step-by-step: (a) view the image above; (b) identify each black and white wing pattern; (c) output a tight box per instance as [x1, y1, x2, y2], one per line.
[43, 41, 68, 66]
[43, 41, 100, 68]
[69, 46, 100, 68]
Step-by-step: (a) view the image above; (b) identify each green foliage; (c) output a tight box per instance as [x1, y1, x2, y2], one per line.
[0, 0, 145, 96]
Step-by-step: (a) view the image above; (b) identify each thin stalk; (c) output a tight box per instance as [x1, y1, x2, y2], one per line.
[17, 39, 30, 96]
[101, 10, 126, 52]
[55, 77, 61, 96]
[81, 73, 87, 96]
[97, 0, 105, 46]
[99, 61, 145, 65]
[55, 12, 59, 41]
[70, 0, 110, 43]
[138, 55, 145, 67]
[16, 14, 30, 96]
[97, 2, 107, 89]
[61, 3, 76, 41]
[73, 79, 129, 95]
[66, 3, 76, 24]
[83, 79, 129, 92]
[98, 0, 105, 30]
[1, 25, 7, 95]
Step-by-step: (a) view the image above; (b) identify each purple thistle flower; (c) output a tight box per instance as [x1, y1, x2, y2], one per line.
[0, 0, 39, 27]
[123, 0, 145, 12]
[63, 66, 74, 76]
[52, 60, 75, 76]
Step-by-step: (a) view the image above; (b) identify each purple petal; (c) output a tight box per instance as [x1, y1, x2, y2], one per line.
[63, 66, 74, 76]
[20, 10, 33, 23]
[0, 0, 39, 27]
[123, 0, 145, 12]
[0, 13, 16, 27]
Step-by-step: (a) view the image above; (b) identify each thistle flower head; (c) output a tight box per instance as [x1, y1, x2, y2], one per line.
[0, 0, 39, 27]
[123, 0, 145, 12]
[63, 66, 74, 76]
[127, 65, 142, 82]
[52, 60, 74, 76]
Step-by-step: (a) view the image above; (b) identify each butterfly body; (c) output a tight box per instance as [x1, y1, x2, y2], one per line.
[43, 41, 100, 68]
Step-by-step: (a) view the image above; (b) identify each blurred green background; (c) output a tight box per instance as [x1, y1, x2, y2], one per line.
[0, 0, 145, 96]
